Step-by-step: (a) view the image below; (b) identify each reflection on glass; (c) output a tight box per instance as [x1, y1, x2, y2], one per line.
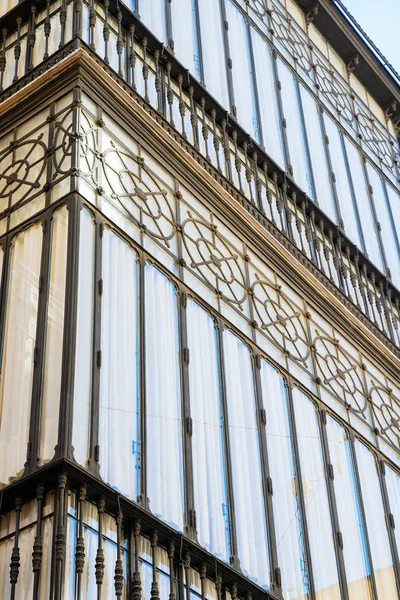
[146, 265, 184, 531]
[187, 300, 230, 561]
[223, 330, 270, 588]
[226, 0, 260, 142]
[261, 361, 310, 599]
[99, 229, 139, 501]
[355, 441, 397, 598]
[326, 417, 373, 599]
[292, 388, 341, 600]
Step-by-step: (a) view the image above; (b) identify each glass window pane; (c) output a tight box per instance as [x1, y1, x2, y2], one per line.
[344, 139, 383, 271]
[73, 208, 96, 467]
[0, 223, 42, 486]
[251, 28, 285, 169]
[187, 300, 230, 561]
[146, 265, 184, 531]
[366, 162, 400, 286]
[323, 114, 362, 248]
[300, 86, 337, 221]
[355, 441, 397, 599]
[198, 0, 229, 107]
[385, 465, 400, 563]
[277, 59, 313, 198]
[261, 361, 310, 599]
[385, 183, 400, 287]
[226, 1, 260, 142]
[326, 417, 373, 600]
[99, 230, 139, 501]
[223, 330, 270, 588]
[292, 388, 341, 600]
[40, 206, 68, 463]
[139, 0, 167, 42]
[171, 0, 201, 81]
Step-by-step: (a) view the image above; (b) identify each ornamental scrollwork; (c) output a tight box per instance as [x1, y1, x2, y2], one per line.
[250, 274, 310, 363]
[181, 211, 247, 309]
[0, 136, 47, 210]
[369, 385, 400, 449]
[313, 334, 368, 416]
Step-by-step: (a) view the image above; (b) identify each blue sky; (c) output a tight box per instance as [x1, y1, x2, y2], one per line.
[343, 0, 400, 73]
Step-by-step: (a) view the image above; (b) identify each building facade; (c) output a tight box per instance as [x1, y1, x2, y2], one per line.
[0, 0, 400, 598]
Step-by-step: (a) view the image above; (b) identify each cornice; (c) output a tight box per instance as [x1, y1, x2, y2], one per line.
[2, 47, 400, 384]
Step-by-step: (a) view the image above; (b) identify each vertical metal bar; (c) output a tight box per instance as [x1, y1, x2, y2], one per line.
[216, 320, 239, 570]
[13, 18, 22, 83]
[73, 0, 83, 39]
[132, 521, 142, 600]
[245, 18, 263, 147]
[252, 354, 281, 594]
[168, 543, 176, 600]
[9, 497, 22, 600]
[285, 380, 316, 599]
[318, 409, 349, 600]
[59, 0, 67, 49]
[138, 252, 148, 508]
[0, 27, 7, 92]
[347, 434, 379, 600]
[193, 0, 204, 83]
[150, 532, 160, 600]
[115, 508, 124, 598]
[218, 0, 235, 115]
[88, 216, 102, 477]
[75, 484, 87, 600]
[0, 236, 11, 396]
[179, 288, 196, 540]
[26, 4, 37, 72]
[376, 459, 400, 596]
[32, 486, 45, 600]
[54, 473, 68, 600]
[95, 497, 105, 600]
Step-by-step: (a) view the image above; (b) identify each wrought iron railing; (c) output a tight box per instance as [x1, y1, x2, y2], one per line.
[1, 0, 400, 353]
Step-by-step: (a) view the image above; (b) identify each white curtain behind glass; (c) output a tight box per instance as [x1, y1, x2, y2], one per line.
[40, 206, 68, 463]
[0, 223, 42, 485]
[187, 300, 230, 561]
[251, 29, 285, 169]
[292, 388, 341, 600]
[355, 441, 397, 599]
[73, 208, 95, 466]
[385, 466, 400, 567]
[261, 361, 310, 600]
[326, 416, 373, 600]
[223, 330, 270, 588]
[226, 1, 259, 142]
[171, 0, 201, 81]
[99, 229, 139, 500]
[139, 0, 167, 42]
[145, 265, 184, 531]
[197, 0, 229, 108]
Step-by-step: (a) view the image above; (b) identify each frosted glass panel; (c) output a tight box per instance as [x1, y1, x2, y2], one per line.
[366, 162, 400, 286]
[344, 139, 383, 270]
[251, 28, 285, 169]
[40, 206, 68, 463]
[197, 0, 229, 107]
[300, 86, 337, 220]
[385, 465, 400, 564]
[187, 300, 230, 561]
[0, 223, 42, 485]
[73, 208, 95, 466]
[139, 0, 167, 42]
[99, 230, 139, 500]
[323, 115, 362, 248]
[223, 330, 270, 588]
[146, 265, 184, 531]
[171, 0, 201, 81]
[278, 60, 313, 198]
[355, 441, 397, 599]
[261, 361, 310, 599]
[292, 388, 340, 600]
[226, 1, 259, 141]
[326, 417, 373, 600]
